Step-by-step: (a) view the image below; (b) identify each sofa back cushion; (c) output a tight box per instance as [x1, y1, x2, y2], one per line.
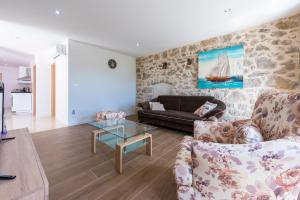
[156, 95, 226, 118]
[180, 96, 216, 113]
[157, 96, 181, 110]
[251, 92, 300, 141]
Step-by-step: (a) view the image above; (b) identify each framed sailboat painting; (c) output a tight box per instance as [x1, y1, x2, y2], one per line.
[198, 44, 244, 89]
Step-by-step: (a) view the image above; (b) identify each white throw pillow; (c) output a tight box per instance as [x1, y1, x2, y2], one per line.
[149, 102, 165, 111]
[194, 101, 217, 117]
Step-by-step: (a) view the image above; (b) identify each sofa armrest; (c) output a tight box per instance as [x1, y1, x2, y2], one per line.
[202, 98, 226, 119]
[203, 109, 224, 119]
[137, 98, 158, 110]
[174, 136, 193, 187]
[137, 101, 150, 110]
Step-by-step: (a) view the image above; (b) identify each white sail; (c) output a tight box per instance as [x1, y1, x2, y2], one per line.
[209, 53, 231, 77]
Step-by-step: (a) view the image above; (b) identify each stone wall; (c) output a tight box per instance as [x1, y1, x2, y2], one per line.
[136, 13, 300, 120]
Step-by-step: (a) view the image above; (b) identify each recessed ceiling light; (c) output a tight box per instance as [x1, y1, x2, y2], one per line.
[224, 8, 232, 14]
[136, 42, 140, 47]
[55, 10, 61, 15]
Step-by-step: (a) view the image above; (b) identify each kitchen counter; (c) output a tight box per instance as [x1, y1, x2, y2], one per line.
[11, 93, 32, 113]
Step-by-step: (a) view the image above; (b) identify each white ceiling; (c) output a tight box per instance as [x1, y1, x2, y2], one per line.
[0, 47, 34, 67]
[0, 0, 299, 57]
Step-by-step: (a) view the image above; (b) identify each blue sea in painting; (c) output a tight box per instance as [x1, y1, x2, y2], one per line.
[198, 77, 243, 89]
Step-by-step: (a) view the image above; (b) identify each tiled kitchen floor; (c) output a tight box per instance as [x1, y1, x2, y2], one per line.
[4, 108, 66, 133]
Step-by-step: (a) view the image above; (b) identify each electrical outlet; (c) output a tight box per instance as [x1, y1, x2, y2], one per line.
[72, 109, 76, 115]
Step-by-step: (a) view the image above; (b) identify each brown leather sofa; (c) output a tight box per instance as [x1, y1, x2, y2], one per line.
[137, 95, 226, 133]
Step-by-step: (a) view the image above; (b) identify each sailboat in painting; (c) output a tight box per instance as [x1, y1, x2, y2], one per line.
[198, 44, 244, 89]
[206, 53, 231, 82]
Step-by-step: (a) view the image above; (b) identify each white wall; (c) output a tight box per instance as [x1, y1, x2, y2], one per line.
[0, 66, 19, 108]
[55, 43, 69, 125]
[68, 40, 136, 125]
[35, 47, 54, 117]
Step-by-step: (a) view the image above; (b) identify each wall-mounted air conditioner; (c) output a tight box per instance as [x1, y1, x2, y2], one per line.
[53, 44, 67, 59]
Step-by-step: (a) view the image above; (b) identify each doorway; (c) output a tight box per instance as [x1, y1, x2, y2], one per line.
[51, 63, 56, 117]
[32, 65, 36, 116]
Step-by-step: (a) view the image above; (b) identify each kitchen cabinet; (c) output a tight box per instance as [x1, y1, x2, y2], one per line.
[11, 93, 32, 113]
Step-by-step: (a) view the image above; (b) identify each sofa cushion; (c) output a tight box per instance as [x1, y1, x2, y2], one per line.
[180, 96, 215, 112]
[157, 96, 181, 110]
[140, 110, 202, 125]
[149, 102, 165, 111]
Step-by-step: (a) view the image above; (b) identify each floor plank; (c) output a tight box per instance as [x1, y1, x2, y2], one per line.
[32, 118, 186, 200]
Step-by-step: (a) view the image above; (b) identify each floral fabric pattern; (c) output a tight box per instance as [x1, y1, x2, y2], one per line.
[233, 124, 264, 144]
[194, 119, 251, 144]
[194, 101, 218, 117]
[252, 92, 300, 141]
[96, 111, 126, 121]
[174, 136, 195, 200]
[174, 136, 193, 187]
[174, 92, 300, 200]
[191, 140, 300, 200]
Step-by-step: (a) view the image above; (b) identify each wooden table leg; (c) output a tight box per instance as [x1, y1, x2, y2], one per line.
[146, 134, 152, 156]
[91, 130, 100, 154]
[115, 144, 123, 174]
[115, 133, 152, 174]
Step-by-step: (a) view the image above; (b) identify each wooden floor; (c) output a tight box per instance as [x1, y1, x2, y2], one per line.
[32, 117, 185, 200]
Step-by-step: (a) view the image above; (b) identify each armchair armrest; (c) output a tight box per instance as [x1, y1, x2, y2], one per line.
[194, 119, 251, 144]
[190, 139, 300, 199]
[173, 136, 193, 187]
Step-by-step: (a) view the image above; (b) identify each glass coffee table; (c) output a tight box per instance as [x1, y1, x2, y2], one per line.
[89, 119, 157, 173]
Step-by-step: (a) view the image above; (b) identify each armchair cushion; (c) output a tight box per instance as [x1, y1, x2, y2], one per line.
[233, 124, 264, 144]
[191, 139, 300, 199]
[252, 92, 300, 141]
[194, 119, 251, 144]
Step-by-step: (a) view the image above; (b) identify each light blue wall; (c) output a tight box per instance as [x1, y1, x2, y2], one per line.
[68, 40, 136, 125]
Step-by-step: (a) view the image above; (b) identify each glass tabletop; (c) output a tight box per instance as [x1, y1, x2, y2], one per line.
[89, 119, 157, 140]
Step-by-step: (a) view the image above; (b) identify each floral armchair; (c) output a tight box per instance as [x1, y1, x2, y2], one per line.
[174, 92, 300, 200]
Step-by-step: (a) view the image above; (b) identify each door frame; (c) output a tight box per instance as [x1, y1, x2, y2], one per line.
[51, 63, 56, 117]
[32, 65, 36, 116]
